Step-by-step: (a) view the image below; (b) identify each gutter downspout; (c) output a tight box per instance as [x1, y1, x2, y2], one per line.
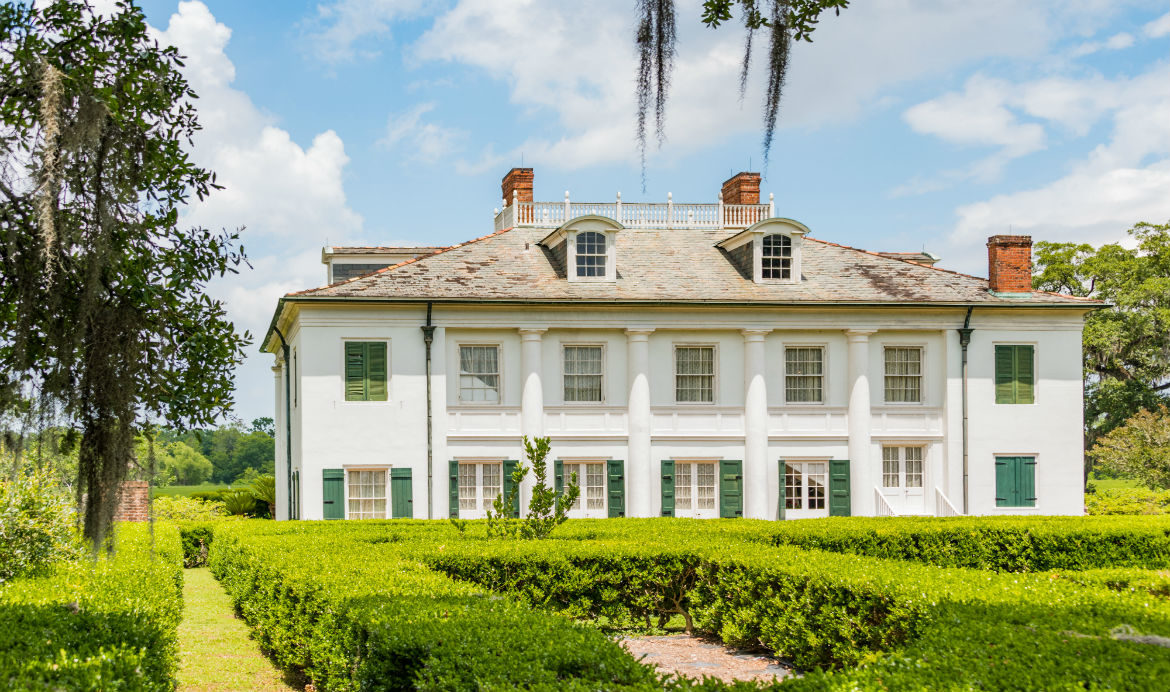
[273, 326, 294, 520]
[958, 307, 974, 515]
[421, 303, 435, 519]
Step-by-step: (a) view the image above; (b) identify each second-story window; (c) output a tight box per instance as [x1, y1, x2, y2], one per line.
[675, 346, 715, 403]
[563, 345, 603, 402]
[762, 234, 792, 279]
[884, 347, 922, 403]
[459, 345, 500, 403]
[575, 231, 607, 278]
[785, 346, 824, 403]
[344, 342, 388, 402]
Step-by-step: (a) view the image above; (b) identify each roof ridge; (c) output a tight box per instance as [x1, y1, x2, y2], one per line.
[288, 227, 516, 297]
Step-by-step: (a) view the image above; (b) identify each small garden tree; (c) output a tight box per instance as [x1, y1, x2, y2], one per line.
[486, 436, 580, 539]
[1089, 405, 1170, 491]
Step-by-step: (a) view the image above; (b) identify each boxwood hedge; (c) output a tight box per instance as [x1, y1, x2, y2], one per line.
[0, 522, 184, 691]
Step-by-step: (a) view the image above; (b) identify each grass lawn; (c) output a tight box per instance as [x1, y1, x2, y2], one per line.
[178, 568, 296, 692]
[1088, 476, 1140, 490]
[152, 483, 230, 499]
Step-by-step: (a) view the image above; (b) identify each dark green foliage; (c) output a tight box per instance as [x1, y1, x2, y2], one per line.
[0, 522, 183, 690]
[178, 522, 215, 567]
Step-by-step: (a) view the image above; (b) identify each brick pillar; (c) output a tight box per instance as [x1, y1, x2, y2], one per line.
[721, 172, 761, 205]
[502, 168, 534, 207]
[987, 235, 1033, 293]
[114, 480, 150, 522]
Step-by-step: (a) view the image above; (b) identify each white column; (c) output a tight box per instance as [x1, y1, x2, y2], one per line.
[626, 328, 654, 517]
[742, 329, 771, 520]
[518, 328, 545, 514]
[846, 329, 876, 516]
[273, 363, 287, 521]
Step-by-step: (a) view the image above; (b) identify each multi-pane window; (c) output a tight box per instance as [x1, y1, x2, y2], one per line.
[995, 345, 1035, 404]
[459, 345, 500, 403]
[575, 231, 607, 278]
[785, 347, 824, 403]
[347, 469, 387, 519]
[675, 462, 717, 516]
[784, 462, 827, 512]
[563, 462, 606, 514]
[458, 462, 501, 518]
[762, 234, 792, 279]
[884, 347, 923, 403]
[675, 346, 715, 403]
[563, 346, 604, 402]
[344, 342, 388, 402]
[882, 446, 924, 488]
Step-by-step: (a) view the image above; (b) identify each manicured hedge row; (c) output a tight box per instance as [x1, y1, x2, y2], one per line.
[0, 522, 184, 691]
[760, 515, 1170, 571]
[207, 522, 665, 691]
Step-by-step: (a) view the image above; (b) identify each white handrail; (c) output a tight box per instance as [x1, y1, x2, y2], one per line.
[493, 200, 772, 230]
[874, 487, 898, 517]
[935, 488, 962, 517]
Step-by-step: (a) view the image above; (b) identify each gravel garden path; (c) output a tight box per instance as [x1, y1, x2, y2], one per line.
[620, 634, 795, 684]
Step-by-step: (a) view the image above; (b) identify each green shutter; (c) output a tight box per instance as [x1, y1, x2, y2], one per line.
[503, 460, 520, 518]
[1015, 346, 1035, 405]
[607, 460, 625, 518]
[829, 459, 850, 517]
[448, 460, 459, 518]
[554, 459, 564, 496]
[777, 460, 786, 520]
[661, 460, 675, 517]
[994, 345, 1015, 403]
[322, 469, 344, 520]
[1020, 458, 1037, 507]
[345, 342, 366, 401]
[719, 460, 743, 518]
[994, 457, 1012, 507]
[367, 342, 388, 401]
[391, 468, 412, 518]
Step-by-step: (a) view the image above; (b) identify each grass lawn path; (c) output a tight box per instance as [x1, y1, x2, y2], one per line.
[178, 567, 296, 692]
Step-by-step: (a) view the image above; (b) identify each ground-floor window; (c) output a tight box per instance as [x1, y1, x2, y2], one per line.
[458, 461, 501, 519]
[675, 461, 718, 518]
[563, 461, 607, 518]
[995, 456, 1036, 508]
[880, 446, 925, 513]
[784, 461, 828, 519]
[347, 468, 387, 519]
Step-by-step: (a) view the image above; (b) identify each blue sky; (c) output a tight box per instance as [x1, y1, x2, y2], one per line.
[121, 0, 1170, 424]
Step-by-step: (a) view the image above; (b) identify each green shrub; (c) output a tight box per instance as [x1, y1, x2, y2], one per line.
[178, 522, 217, 567]
[152, 494, 225, 521]
[0, 467, 82, 583]
[0, 522, 184, 690]
[1086, 487, 1170, 515]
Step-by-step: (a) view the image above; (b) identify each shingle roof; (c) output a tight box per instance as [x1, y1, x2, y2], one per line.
[289, 226, 1098, 306]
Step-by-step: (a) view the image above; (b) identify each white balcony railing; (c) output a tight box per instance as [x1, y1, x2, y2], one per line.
[935, 488, 962, 517]
[493, 192, 775, 231]
[875, 488, 898, 517]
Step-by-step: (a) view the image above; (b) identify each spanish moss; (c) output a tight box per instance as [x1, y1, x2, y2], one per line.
[635, 0, 677, 190]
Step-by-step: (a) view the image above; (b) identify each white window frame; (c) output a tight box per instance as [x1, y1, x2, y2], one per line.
[344, 467, 389, 520]
[561, 459, 608, 519]
[339, 338, 392, 405]
[673, 343, 719, 405]
[783, 343, 827, 405]
[782, 460, 830, 520]
[567, 229, 617, 282]
[752, 232, 803, 285]
[673, 459, 719, 519]
[561, 344, 606, 404]
[457, 343, 503, 405]
[992, 340, 1039, 407]
[882, 344, 926, 405]
[457, 459, 504, 519]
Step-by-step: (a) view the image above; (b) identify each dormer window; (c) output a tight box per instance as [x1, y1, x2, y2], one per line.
[576, 231, 607, 278]
[762, 234, 792, 279]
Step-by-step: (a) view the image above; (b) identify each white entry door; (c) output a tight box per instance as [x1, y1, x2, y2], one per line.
[458, 461, 501, 519]
[783, 461, 829, 519]
[880, 446, 925, 514]
[675, 461, 718, 519]
[563, 462, 607, 518]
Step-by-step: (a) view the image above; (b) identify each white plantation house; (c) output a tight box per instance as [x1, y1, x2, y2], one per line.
[262, 168, 1099, 522]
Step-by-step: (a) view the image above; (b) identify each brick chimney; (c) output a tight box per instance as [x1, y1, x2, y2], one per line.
[721, 172, 761, 205]
[987, 235, 1033, 293]
[502, 167, 534, 207]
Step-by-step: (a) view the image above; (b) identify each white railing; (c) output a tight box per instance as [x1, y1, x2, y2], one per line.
[493, 191, 774, 231]
[875, 487, 898, 517]
[935, 488, 962, 517]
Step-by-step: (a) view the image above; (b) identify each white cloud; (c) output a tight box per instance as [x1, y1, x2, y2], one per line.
[301, 0, 436, 64]
[1144, 11, 1170, 38]
[1071, 30, 1136, 57]
[378, 102, 465, 162]
[153, 1, 366, 421]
